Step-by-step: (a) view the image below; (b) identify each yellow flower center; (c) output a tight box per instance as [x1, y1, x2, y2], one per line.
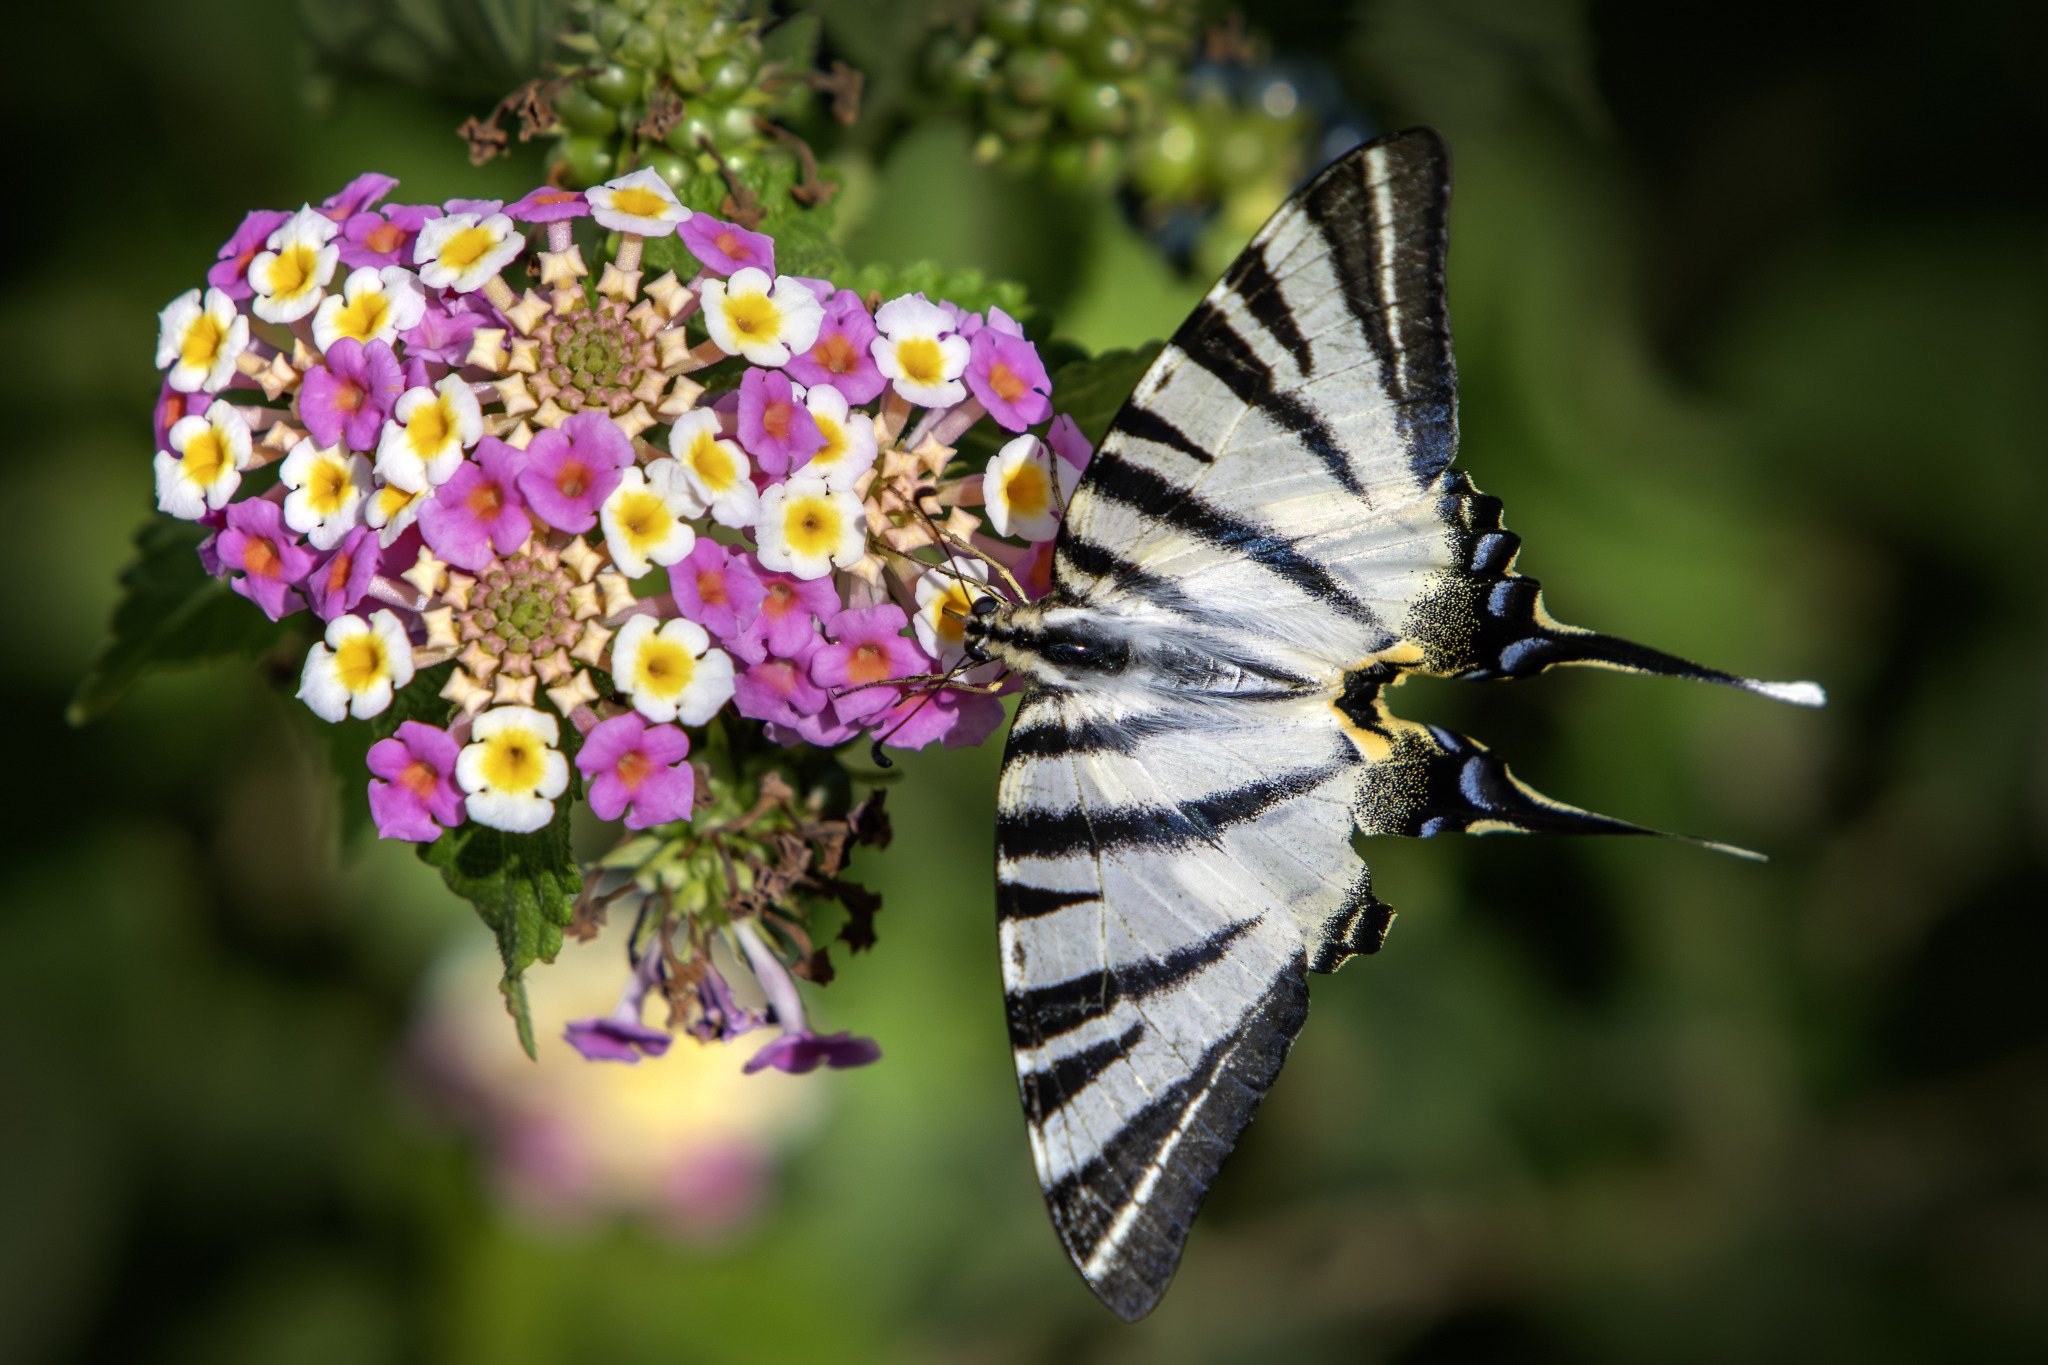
[310, 458, 352, 515]
[181, 430, 229, 484]
[438, 226, 498, 271]
[930, 582, 973, 647]
[721, 291, 779, 340]
[269, 243, 317, 297]
[811, 414, 846, 466]
[688, 434, 736, 490]
[374, 484, 417, 519]
[1003, 460, 1051, 518]
[782, 495, 841, 557]
[897, 336, 944, 386]
[479, 730, 547, 792]
[632, 637, 696, 699]
[333, 633, 388, 693]
[610, 186, 670, 219]
[331, 289, 391, 342]
[408, 400, 451, 455]
[180, 313, 225, 369]
[616, 489, 672, 549]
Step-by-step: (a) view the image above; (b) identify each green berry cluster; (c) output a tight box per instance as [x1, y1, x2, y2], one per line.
[923, 0, 1201, 189]
[546, 0, 817, 190]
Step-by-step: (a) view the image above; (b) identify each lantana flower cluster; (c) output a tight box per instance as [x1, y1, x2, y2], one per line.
[153, 169, 1088, 1076]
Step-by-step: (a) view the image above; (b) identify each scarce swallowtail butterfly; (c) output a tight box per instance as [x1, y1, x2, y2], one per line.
[955, 126, 1824, 1322]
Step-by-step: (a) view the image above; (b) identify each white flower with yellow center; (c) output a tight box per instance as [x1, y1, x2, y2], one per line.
[249, 206, 341, 324]
[666, 410, 759, 528]
[585, 168, 691, 236]
[914, 559, 990, 666]
[754, 477, 867, 581]
[599, 460, 697, 579]
[365, 481, 427, 547]
[155, 287, 249, 394]
[609, 616, 735, 725]
[798, 385, 878, 490]
[298, 609, 416, 722]
[312, 265, 427, 351]
[699, 267, 824, 368]
[414, 212, 525, 294]
[983, 433, 1075, 542]
[871, 294, 970, 407]
[280, 437, 372, 550]
[457, 706, 571, 833]
[376, 374, 484, 492]
[153, 400, 252, 519]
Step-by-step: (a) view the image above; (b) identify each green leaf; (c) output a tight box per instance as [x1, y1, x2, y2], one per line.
[418, 793, 582, 1060]
[70, 515, 297, 726]
[834, 261, 1033, 329]
[1047, 343, 1164, 447]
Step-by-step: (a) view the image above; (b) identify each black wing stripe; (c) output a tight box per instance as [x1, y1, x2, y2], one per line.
[998, 883, 1101, 922]
[1113, 403, 1215, 466]
[1019, 1022, 1146, 1124]
[1054, 533, 1198, 613]
[1004, 709, 1177, 760]
[1006, 920, 1257, 1038]
[1171, 299, 1366, 500]
[1000, 761, 1350, 861]
[1081, 454, 1374, 623]
[1221, 245, 1315, 379]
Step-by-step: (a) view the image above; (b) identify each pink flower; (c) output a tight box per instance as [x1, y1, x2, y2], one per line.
[503, 187, 590, 223]
[216, 498, 316, 620]
[1046, 412, 1092, 470]
[728, 571, 839, 664]
[732, 636, 830, 730]
[321, 172, 399, 220]
[366, 721, 465, 842]
[810, 605, 930, 721]
[399, 294, 482, 366]
[680, 214, 774, 276]
[338, 203, 441, 269]
[966, 326, 1053, 432]
[575, 713, 696, 829]
[670, 540, 766, 641]
[299, 338, 404, 451]
[565, 1016, 673, 1061]
[744, 1031, 881, 1074]
[875, 685, 1006, 752]
[306, 526, 381, 619]
[1013, 538, 1056, 601]
[208, 209, 292, 300]
[443, 197, 504, 215]
[419, 438, 530, 570]
[517, 411, 631, 533]
[154, 382, 200, 451]
[735, 367, 823, 477]
[784, 290, 886, 404]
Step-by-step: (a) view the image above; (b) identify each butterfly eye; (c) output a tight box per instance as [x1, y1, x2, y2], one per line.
[969, 595, 1000, 619]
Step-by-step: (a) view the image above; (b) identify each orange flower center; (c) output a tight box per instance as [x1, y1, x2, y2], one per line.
[364, 221, 406, 253]
[814, 333, 859, 376]
[245, 537, 281, 579]
[714, 230, 742, 257]
[697, 571, 729, 607]
[847, 641, 891, 684]
[465, 482, 503, 517]
[398, 760, 439, 798]
[555, 459, 590, 498]
[615, 748, 654, 791]
[763, 581, 796, 616]
[333, 379, 363, 414]
[325, 550, 354, 593]
[762, 400, 792, 440]
[989, 360, 1028, 402]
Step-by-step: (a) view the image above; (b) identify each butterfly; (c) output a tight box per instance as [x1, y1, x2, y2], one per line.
[956, 127, 1824, 1321]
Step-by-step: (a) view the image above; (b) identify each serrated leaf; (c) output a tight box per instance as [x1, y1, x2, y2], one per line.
[419, 800, 581, 1059]
[70, 515, 297, 726]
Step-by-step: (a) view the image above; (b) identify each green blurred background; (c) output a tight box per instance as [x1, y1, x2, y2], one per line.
[5, 1, 2046, 1360]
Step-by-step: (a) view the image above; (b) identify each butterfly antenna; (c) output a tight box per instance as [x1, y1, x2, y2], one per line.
[866, 648, 979, 769]
[910, 488, 1029, 604]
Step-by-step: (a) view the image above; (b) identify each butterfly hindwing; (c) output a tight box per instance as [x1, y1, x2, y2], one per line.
[996, 686, 1383, 1321]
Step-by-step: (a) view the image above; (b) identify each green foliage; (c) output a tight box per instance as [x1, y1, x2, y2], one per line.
[418, 718, 583, 1060]
[299, 0, 562, 101]
[641, 154, 850, 281]
[833, 260, 1032, 326]
[69, 515, 296, 726]
[1048, 341, 1160, 444]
